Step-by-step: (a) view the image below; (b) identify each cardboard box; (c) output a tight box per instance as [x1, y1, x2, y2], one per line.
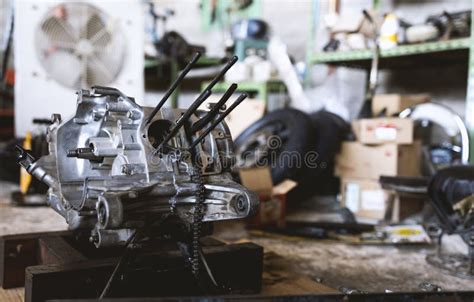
[390, 195, 425, 223]
[335, 141, 421, 180]
[372, 94, 430, 116]
[340, 178, 389, 221]
[352, 118, 413, 145]
[340, 178, 426, 223]
[200, 95, 265, 138]
[239, 167, 297, 227]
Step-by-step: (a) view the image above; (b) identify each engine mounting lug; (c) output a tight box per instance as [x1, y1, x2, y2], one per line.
[73, 117, 88, 125]
[106, 102, 129, 113]
[92, 110, 105, 121]
[127, 109, 141, 120]
[51, 113, 61, 123]
[235, 195, 247, 213]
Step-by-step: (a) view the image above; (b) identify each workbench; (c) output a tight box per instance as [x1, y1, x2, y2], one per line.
[0, 182, 473, 301]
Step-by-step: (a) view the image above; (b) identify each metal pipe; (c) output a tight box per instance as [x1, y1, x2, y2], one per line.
[154, 56, 239, 154]
[145, 52, 201, 125]
[189, 55, 238, 109]
[190, 93, 247, 149]
[203, 55, 238, 91]
[154, 56, 239, 152]
[190, 83, 237, 133]
[15, 145, 57, 188]
[154, 89, 212, 152]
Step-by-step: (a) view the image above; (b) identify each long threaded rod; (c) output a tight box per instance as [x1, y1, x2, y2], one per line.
[190, 93, 248, 149]
[186, 56, 238, 114]
[154, 89, 212, 153]
[145, 52, 201, 125]
[190, 83, 237, 133]
[155, 56, 239, 152]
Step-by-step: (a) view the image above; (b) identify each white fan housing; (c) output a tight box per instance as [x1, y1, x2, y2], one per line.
[14, 0, 144, 136]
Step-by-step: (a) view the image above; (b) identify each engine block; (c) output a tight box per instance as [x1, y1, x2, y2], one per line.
[16, 84, 258, 247]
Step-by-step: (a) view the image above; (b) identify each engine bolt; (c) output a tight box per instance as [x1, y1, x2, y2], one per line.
[92, 111, 104, 121]
[127, 110, 141, 120]
[89, 234, 98, 243]
[236, 196, 246, 212]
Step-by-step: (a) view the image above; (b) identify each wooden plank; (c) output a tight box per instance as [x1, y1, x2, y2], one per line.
[0, 231, 74, 288]
[0, 287, 23, 302]
[46, 291, 474, 302]
[2, 276, 334, 302]
[261, 272, 337, 295]
[25, 242, 263, 302]
[38, 237, 87, 265]
[1, 249, 339, 302]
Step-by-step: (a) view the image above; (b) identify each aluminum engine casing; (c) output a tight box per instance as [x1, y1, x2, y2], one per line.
[21, 87, 258, 247]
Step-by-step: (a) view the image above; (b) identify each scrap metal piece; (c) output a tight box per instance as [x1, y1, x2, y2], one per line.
[419, 281, 442, 292]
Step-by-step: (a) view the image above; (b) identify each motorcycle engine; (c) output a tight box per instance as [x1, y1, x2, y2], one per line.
[16, 85, 258, 248]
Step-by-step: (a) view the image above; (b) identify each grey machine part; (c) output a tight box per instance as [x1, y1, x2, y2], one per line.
[399, 102, 470, 170]
[16, 53, 258, 249]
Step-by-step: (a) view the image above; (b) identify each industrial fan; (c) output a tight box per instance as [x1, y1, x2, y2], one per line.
[14, 0, 144, 136]
[35, 3, 126, 89]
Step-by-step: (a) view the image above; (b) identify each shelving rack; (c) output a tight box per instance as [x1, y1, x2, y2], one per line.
[200, 80, 286, 108]
[307, 0, 474, 163]
[311, 38, 471, 68]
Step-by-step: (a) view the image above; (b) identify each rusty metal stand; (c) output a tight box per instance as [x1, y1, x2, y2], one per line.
[0, 231, 263, 302]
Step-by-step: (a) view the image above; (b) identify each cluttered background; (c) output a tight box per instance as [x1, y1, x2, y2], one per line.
[0, 0, 473, 301]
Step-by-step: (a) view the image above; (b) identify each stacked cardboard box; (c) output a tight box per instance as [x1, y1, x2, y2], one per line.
[240, 167, 297, 228]
[336, 94, 428, 223]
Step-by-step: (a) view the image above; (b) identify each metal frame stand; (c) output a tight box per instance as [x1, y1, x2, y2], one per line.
[0, 231, 263, 302]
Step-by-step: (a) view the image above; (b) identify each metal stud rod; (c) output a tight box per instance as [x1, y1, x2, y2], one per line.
[201, 55, 238, 92]
[155, 56, 239, 152]
[190, 83, 237, 133]
[154, 89, 212, 152]
[190, 93, 248, 150]
[145, 52, 202, 125]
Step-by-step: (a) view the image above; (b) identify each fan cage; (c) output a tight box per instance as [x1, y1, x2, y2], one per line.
[35, 2, 127, 89]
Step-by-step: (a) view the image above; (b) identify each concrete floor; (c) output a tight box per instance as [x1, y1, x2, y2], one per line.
[213, 221, 474, 293]
[0, 182, 473, 293]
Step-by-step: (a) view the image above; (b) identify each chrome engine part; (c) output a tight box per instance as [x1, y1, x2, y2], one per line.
[16, 55, 258, 249]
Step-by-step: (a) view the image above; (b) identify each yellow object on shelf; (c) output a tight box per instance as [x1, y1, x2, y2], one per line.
[20, 132, 32, 194]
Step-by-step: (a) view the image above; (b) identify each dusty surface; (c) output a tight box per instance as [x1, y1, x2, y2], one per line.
[214, 221, 474, 293]
[250, 236, 473, 292]
[0, 182, 67, 235]
[0, 182, 473, 294]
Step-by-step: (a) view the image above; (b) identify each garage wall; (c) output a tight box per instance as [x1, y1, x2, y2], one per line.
[0, 0, 12, 54]
[379, 0, 471, 118]
[2, 0, 472, 120]
[145, 0, 312, 108]
[311, 0, 472, 119]
[152, 0, 311, 61]
[146, 0, 474, 118]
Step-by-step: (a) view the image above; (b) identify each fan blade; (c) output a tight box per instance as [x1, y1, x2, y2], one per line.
[41, 16, 78, 44]
[80, 56, 89, 89]
[80, 4, 89, 39]
[44, 51, 82, 87]
[86, 55, 116, 86]
[86, 14, 111, 48]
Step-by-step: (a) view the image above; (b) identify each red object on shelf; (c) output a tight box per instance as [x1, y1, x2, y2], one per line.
[5, 68, 14, 86]
[0, 108, 14, 117]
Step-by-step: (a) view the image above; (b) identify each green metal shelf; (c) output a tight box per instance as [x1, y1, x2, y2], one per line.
[201, 80, 286, 106]
[144, 56, 223, 69]
[311, 38, 471, 69]
[306, 0, 474, 162]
